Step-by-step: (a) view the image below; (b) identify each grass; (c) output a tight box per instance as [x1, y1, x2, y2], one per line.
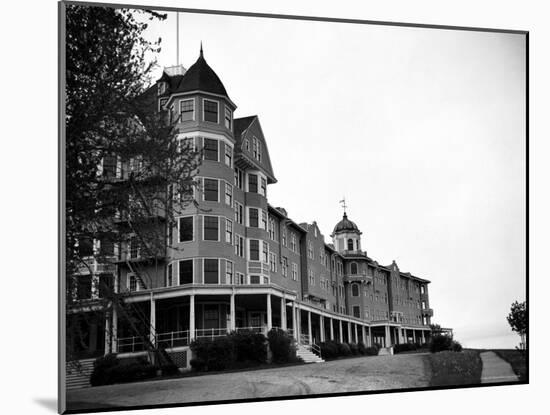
[492, 349, 527, 382]
[427, 350, 483, 387]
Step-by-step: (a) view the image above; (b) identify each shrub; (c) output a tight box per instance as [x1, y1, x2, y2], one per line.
[450, 340, 463, 352]
[349, 343, 359, 355]
[190, 337, 235, 372]
[267, 329, 296, 363]
[189, 357, 206, 372]
[365, 346, 379, 356]
[394, 342, 421, 354]
[90, 354, 157, 386]
[320, 341, 339, 360]
[338, 342, 352, 356]
[430, 334, 455, 353]
[357, 341, 367, 355]
[230, 330, 267, 363]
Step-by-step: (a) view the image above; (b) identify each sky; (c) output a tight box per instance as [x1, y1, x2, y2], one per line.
[137, 10, 526, 349]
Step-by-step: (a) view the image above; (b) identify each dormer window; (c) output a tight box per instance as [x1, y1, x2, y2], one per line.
[224, 107, 232, 130]
[158, 81, 167, 96]
[252, 137, 262, 162]
[203, 99, 218, 123]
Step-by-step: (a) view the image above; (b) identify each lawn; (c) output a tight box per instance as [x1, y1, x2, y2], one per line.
[427, 350, 482, 387]
[492, 349, 527, 382]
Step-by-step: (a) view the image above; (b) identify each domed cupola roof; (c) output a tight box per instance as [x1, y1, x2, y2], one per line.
[174, 45, 228, 97]
[333, 212, 361, 234]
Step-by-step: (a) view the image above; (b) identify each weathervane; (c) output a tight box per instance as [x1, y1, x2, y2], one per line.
[339, 197, 347, 215]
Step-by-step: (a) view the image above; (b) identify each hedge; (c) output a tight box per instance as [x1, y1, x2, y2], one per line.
[90, 354, 157, 386]
[267, 328, 298, 363]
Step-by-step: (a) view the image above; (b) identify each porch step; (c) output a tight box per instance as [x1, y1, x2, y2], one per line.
[296, 345, 325, 363]
[377, 347, 394, 356]
[66, 358, 95, 390]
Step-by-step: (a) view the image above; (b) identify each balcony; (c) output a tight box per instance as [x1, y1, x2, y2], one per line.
[340, 250, 368, 257]
[421, 308, 434, 317]
[343, 274, 373, 284]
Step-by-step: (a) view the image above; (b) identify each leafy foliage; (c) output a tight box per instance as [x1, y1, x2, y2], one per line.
[267, 329, 297, 363]
[507, 301, 527, 347]
[90, 354, 157, 386]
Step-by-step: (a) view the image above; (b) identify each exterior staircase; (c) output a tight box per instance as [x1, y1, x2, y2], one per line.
[66, 358, 95, 390]
[296, 344, 325, 363]
[377, 347, 394, 356]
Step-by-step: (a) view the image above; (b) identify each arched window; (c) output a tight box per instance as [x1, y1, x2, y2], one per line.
[352, 284, 359, 297]
[347, 238, 354, 251]
[350, 262, 358, 275]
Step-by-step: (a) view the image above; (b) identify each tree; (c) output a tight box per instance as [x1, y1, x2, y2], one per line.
[64, 4, 200, 362]
[507, 300, 527, 350]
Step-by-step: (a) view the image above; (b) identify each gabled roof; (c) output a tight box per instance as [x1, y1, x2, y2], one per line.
[233, 115, 276, 183]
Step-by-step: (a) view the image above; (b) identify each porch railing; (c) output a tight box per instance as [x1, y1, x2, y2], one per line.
[195, 328, 228, 340]
[117, 336, 147, 353]
[156, 330, 190, 349]
[235, 326, 266, 335]
[300, 333, 311, 345]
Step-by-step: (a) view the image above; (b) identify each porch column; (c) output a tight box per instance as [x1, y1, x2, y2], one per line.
[412, 330, 417, 343]
[111, 307, 118, 353]
[104, 312, 111, 355]
[354, 324, 358, 344]
[384, 325, 391, 347]
[398, 327, 404, 344]
[361, 326, 366, 345]
[149, 296, 156, 346]
[293, 303, 298, 341]
[367, 326, 371, 347]
[330, 318, 335, 340]
[347, 322, 352, 343]
[189, 294, 195, 341]
[421, 330, 426, 344]
[320, 315, 325, 342]
[229, 293, 236, 332]
[281, 296, 287, 331]
[307, 311, 312, 345]
[339, 320, 343, 342]
[266, 294, 272, 332]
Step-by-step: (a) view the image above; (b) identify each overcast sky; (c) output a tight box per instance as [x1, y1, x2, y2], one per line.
[139, 10, 526, 348]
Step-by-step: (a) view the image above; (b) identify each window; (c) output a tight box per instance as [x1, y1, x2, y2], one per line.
[225, 219, 233, 243]
[203, 178, 219, 202]
[166, 264, 173, 287]
[225, 261, 234, 284]
[262, 241, 269, 263]
[203, 259, 218, 284]
[203, 216, 219, 241]
[420, 285, 425, 294]
[179, 260, 193, 284]
[178, 216, 193, 242]
[291, 263, 298, 281]
[282, 257, 288, 277]
[353, 306, 361, 318]
[248, 208, 259, 227]
[244, 138, 249, 151]
[282, 227, 287, 246]
[102, 155, 117, 179]
[308, 241, 314, 259]
[250, 275, 260, 284]
[129, 237, 140, 258]
[248, 174, 258, 193]
[203, 138, 219, 161]
[352, 284, 359, 297]
[77, 275, 92, 299]
[204, 99, 218, 123]
[224, 107, 232, 129]
[234, 202, 243, 224]
[260, 177, 267, 196]
[252, 137, 262, 162]
[234, 234, 244, 257]
[270, 252, 277, 272]
[350, 262, 358, 275]
[249, 240, 260, 261]
[180, 99, 194, 121]
[235, 272, 245, 285]
[224, 145, 232, 167]
[290, 233, 296, 252]
[309, 270, 315, 285]
[261, 210, 267, 230]
[225, 182, 232, 206]
[234, 168, 243, 189]
[158, 81, 167, 95]
[347, 238, 354, 251]
[268, 218, 276, 240]
[128, 274, 139, 292]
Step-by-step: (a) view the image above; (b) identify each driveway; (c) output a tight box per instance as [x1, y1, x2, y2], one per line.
[67, 354, 430, 411]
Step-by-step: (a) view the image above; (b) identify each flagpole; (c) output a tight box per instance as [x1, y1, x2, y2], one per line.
[176, 12, 179, 65]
